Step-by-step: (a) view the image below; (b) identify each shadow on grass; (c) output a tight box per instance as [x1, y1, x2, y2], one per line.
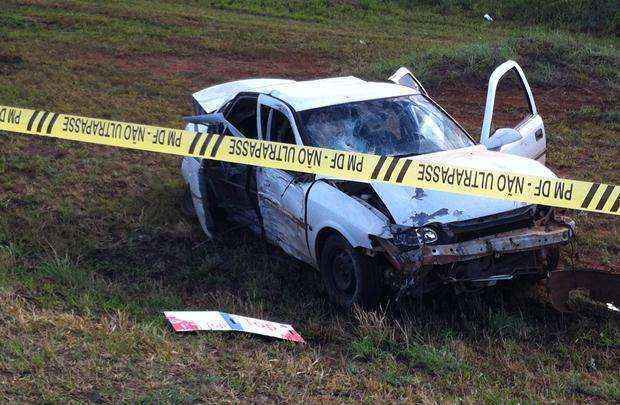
[3, 176, 618, 403]
[13, 179, 615, 354]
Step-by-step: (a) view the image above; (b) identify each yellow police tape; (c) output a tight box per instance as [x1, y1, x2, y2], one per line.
[0, 105, 618, 216]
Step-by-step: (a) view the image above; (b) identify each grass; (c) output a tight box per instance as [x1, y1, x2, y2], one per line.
[415, 0, 619, 35]
[390, 32, 620, 91]
[567, 106, 619, 130]
[370, 31, 619, 90]
[0, 0, 619, 402]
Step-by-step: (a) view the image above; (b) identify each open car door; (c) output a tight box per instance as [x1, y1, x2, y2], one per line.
[388, 67, 428, 96]
[481, 60, 547, 163]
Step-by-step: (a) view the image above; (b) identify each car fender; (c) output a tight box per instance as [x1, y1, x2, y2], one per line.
[306, 181, 389, 264]
[181, 122, 207, 201]
[181, 155, 216, 238]
[181, 156, 202, 200]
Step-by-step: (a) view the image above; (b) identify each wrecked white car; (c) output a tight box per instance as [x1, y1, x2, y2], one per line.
[181, 61, 574, 308]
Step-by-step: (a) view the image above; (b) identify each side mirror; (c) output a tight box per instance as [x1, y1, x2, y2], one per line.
[183, 112, 226, 125]
[484, 128, 522, 150]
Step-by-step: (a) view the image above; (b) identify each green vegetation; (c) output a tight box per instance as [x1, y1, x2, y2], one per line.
[568, 106, 619, 130]
[0, 0, 618, 402]
[416, 0, 619, 35]
[206, 0, 619, 35]
[371, 31, 619, 90]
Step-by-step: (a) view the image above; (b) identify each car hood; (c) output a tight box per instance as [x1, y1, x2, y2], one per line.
[371, 146, 556, 227]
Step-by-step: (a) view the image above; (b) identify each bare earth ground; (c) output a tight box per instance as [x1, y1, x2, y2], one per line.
[0, 1, 618, 402]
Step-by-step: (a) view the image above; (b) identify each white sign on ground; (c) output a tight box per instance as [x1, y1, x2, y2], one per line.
[164, 311, 305, 343]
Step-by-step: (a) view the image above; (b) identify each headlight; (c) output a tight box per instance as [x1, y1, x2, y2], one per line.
[389, 225, 438, 249]
[416, 226, 438, 244]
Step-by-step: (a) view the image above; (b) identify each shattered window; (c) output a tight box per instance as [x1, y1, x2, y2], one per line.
[259, 105, 270, 138]
[270, 110, 295, 145]
[225, 97, 258, 139]
[300, 95, 473, 156]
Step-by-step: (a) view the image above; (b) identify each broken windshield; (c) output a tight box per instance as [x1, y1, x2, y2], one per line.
[300, 95, 473, 156]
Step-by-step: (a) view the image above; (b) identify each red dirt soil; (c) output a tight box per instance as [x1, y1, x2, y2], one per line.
[110, 53, 336, 82]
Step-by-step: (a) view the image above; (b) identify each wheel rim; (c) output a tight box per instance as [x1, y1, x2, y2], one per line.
[331, 250, 356, 295]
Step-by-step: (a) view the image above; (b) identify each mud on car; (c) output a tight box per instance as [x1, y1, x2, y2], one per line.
[181, 61, 574, 309]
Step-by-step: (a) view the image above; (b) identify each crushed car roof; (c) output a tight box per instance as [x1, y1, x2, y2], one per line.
[192, 78, 295, 113]
[268, 77, 418, 111]
[193, 76, 418, 112]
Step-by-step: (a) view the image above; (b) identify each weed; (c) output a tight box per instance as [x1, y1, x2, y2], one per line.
[402, 344, 467, 375]
[488, 310, 530, 339]
[350, 337, 380, 361]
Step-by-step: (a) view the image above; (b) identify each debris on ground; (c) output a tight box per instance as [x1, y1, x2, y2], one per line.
[164, 311, 305, 342]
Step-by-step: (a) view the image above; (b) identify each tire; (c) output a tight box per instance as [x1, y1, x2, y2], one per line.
[319, 233, 384, 309]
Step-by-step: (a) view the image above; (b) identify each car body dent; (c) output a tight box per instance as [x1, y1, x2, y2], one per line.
[193, 76, 418, 114]
[370, 145, 556, 227]
[383, 220, 571, 273]
[419, 224, 571, 265]
[181, 61, 574, 293]
[257, 168, 313, 263]
[306, 180, 390, 264]
[182, 154, 391, 267]
[193, 79, 295, 113]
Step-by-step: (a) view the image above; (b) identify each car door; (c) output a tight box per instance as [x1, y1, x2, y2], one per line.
[480, 60, 547, 163]
[204, 94, 261, 231]
[255, 94, 312, 263]
[388, 66, 428, 96]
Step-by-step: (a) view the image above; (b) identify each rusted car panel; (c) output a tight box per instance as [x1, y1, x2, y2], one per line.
[419, 224, 571, 265]
[257, 167, 312, 263]
[378, 223, 569, 270]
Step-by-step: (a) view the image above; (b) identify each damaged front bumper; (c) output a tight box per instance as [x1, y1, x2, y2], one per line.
[418, 224, 571, 266]
[375, 220, 573, 273]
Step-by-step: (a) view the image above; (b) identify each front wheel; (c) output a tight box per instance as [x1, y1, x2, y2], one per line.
[319, 233, 384, 309]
